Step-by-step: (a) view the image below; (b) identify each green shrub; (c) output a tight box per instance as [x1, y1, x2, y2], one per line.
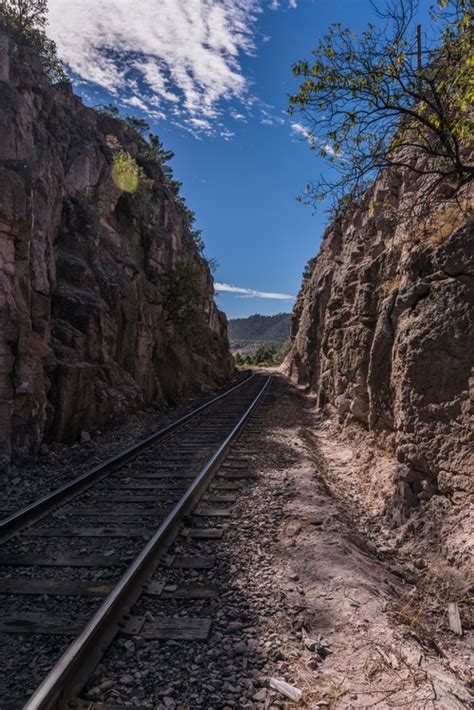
[111, 151, 144, 193]
[0, 0, 66, 82]
[234, 340, 291, 368]
[161, 263, 206, 333]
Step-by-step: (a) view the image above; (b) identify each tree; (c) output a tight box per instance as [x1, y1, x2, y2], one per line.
[161, 262, 206, 332]
[289, 0, 473, 218]
[149, 134, 175, 166]
[1, 0, 47, 30]
[126, 116, 149, 135]
[234, 352, 245, 366]
[0, 0, 66, 81]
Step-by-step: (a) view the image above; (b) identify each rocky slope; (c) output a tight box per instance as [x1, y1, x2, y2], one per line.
[0, 28, 233, 467]
[286, 166, 473, 522]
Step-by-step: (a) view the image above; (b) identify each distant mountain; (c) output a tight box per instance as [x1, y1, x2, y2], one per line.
[228, 313, 292, 354]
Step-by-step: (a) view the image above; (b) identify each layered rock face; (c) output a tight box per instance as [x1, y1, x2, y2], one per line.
[0, 29, 233, 466]
[287, 166, 473, 518]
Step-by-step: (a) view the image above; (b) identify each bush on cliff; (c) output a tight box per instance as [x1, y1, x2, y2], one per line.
[100, 105, 206, 255]
[0, 0, 66, 81]
[111, 151, 146, 194]
[161, 263, 206, 334]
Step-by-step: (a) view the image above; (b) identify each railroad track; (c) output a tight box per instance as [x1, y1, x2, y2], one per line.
[0, 372, 271, 710]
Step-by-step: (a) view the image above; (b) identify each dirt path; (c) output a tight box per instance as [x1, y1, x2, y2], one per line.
[240, 372, 472, 708]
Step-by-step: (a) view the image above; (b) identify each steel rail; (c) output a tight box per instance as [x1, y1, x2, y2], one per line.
[0, 373, 256, 543]
[23, 373, 271, 710]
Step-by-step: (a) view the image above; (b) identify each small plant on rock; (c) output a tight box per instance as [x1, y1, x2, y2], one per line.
[112, 151, 147, 193]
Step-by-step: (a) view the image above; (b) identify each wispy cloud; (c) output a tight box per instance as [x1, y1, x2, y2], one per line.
[269, 0, 296, 9]
[215, 282, 295, 300]
[230, 109, 248, 123]
[260, 108, 285, 127]
[123, 96, 149, 112]
[47, 0, 261, 136]
[47, 1, 299, 137]
[290, 121, 313, 141]
[291, 122, 342, 157]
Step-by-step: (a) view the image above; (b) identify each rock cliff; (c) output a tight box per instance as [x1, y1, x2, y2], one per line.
[0, 28, 233, 466]
[287, 165, 473, 520]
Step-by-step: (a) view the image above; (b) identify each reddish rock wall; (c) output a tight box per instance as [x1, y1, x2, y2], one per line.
[286, 166, 473, 519]
[0, 29, 233, 466]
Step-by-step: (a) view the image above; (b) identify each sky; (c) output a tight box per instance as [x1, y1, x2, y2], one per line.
[46, 0, 432, 319]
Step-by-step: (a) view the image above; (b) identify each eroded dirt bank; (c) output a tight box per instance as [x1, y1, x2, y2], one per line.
[82, 372, 472, 708]
[263, 374, 472, 708]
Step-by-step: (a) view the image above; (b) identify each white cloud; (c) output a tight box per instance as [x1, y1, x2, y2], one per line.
[47, 0, 262, 134]
[230, 109, 247, 123]
[123, 96, 149, 112]
[291, 121, 311, 139]
[47, 1, 300, 136]
[291, 121, 319, 149]
[215, 282, 295, 300]
[270, 0, 296, 10]
[291, 123, 343, 157]
[260, 108, 285, 127]
[323, 143, 343, 157]
[189, 117, 213, 132]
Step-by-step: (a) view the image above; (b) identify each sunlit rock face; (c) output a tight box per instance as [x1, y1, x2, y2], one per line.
[286, 159, 473, 513]
[0, 29, 233, 466]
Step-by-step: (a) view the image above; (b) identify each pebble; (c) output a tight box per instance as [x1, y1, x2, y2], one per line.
[227, 621, 244, 633]
[86, 687, 101, 700]
[80, 430, 92, 443]
[120, 674, 134, 686]
[303, 637, 317, 651]
[232, 642, 248, 655]
[100, 679, 115, 691]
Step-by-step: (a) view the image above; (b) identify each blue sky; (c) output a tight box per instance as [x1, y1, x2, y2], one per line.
[47, 0, 432, 319]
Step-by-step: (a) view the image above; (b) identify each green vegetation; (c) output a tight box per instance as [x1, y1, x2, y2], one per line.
[161, 262, 206, 333]
[111, 150, 157, 222]
[229, 313, 292, 344]
[99, 105, 206, 254]
[234, 341, 290, 368]
[289, 0, 473, 216]
[0, 0, 66, 81]
[230, 314, 292, 366]
[111, 151, 145, 193]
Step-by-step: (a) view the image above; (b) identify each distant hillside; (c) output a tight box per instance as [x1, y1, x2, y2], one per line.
[229, 313, 292, 354]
